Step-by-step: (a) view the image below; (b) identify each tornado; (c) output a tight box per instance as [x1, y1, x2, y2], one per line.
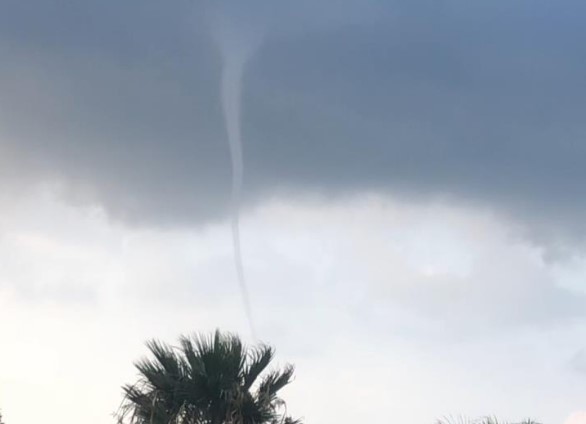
[218, 37, 257, 339]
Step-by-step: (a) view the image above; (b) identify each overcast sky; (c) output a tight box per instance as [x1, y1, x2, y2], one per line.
[1, 1, 586, 423]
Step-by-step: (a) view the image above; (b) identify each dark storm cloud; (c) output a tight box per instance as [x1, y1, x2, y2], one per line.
[1, 0, 586, 230]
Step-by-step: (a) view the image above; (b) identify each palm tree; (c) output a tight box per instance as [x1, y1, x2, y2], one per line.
[437, 416, 541, 424]
[117, 330, 302, 424]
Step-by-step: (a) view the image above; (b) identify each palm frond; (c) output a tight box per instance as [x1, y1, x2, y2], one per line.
[118, 329, 301, 424]
[257, 364, 295, 401]
[244, 344, 274, 390]
[436, 416, 541, 424]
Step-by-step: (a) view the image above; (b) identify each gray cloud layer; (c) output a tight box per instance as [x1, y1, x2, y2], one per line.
[1, 0, 586, 231]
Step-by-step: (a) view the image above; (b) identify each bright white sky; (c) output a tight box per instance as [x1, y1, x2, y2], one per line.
[0, 185, 585, 423]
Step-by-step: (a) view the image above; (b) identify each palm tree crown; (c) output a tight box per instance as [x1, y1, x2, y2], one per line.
[117, 330, 301, 424]
[437, 416, 541, 424]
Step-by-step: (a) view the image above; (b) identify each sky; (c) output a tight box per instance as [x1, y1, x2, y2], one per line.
[0, 0, 586, 423]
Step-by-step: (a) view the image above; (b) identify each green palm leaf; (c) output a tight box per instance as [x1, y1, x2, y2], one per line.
[117, 329, 301, 424]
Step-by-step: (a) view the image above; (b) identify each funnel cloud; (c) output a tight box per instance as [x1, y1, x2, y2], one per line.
[212, 8, 263, 338]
